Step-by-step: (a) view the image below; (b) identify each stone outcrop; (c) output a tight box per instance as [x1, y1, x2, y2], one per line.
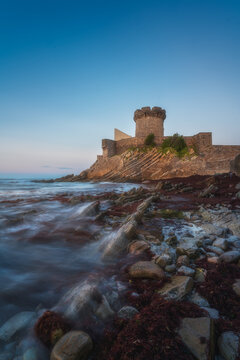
[74, 145, 240, 182]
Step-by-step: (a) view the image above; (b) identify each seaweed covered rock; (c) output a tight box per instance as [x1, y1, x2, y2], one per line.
[35, 311, 71, 347]
[128, 261, 165, 280]
[50, 331, 93, 360]
[117, 306, 139, 320]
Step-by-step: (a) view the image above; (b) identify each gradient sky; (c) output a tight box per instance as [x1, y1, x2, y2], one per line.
[0, 0, 240, 176]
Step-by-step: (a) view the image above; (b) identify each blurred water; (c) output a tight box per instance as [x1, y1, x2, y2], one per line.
[0, 178, 137, 326]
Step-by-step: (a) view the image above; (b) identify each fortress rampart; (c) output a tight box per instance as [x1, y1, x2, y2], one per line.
[100, 106, 214, 158]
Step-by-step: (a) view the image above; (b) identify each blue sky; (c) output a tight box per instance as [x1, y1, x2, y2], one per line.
[0, 0, 240, 176]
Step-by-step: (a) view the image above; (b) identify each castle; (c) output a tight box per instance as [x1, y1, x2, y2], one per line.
[101, 106, 212, 158]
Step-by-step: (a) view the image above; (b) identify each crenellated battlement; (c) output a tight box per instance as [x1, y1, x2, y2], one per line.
[134, 106, 166, 122]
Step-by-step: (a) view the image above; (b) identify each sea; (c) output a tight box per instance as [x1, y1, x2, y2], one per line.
[0, 177, 138, 358]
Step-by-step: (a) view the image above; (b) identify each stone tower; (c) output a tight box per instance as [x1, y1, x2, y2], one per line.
[134, 106, 166, 140]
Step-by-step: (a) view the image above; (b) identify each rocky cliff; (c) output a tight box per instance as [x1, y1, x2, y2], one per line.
[65, 145, 240, 183]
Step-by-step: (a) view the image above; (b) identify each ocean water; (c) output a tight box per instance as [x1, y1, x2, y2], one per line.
[0, 178, 138, 357]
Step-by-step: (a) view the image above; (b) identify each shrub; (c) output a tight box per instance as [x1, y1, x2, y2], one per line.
[144, 133, 156, 146]
[161, 133, 187, 153]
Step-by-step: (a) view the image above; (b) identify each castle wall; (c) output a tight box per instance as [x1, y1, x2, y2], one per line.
[102, 139, 116, 157]
[114, 128, 132, 141]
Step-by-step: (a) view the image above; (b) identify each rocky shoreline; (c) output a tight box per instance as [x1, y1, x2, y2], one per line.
[1, 173, 240, 360]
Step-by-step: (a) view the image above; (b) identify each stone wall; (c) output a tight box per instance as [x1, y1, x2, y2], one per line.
[102, 139, 116, 157]
[134, 106, 166, 139]
[114, 129, 132, 141]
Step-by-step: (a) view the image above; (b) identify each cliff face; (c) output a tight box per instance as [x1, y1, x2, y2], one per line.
[78, 145, 240, 182]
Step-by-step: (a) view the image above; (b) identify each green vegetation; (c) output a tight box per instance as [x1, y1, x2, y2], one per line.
[161, 133, 187, 152]
[128, 133, 198, 158]
[144, 133, 156, 146]
[157, 209, 184, 219]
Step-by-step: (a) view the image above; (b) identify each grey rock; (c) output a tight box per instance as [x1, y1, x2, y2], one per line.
[202, 307, 219, 319]
[189, 292, 210, 307]
[178, 317, 214, 360]
[176, 255, 189, 267]
[102, 219, 137, 260]
[218, 331, 240, 360]
[206, 246, 224, 256]
[80, 201, 99, 217]
[158, 275, 193, 300]
[219, 251, 240, 263]
[213, 238, 228, 251]
[165, 264, 176, 273]
[118, 306, 139, 320]
[177, 266, 195, 277]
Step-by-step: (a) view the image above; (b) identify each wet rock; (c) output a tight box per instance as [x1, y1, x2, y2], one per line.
[59, 281, 113, 321]
[199, 184, 218, 198]
[0, 311, 35, 342]
[176, 255, 189, 267]
[185, 247, 202, 259]
[206, 245, 224, 256]
[117, 306, 139, 320]
[178, 317, 214, 360]
[219, 251, 240, 263]
[95, 295, 115, 320]
[102, 220, 137, 260]
[202, 307, 219, 319]
[166, 235, 178, 247]
[155, 254, 172, 268]
[232, 279, 240, 296]
[189, 292, 210, 307]
[207, 256, 219, 264]
[80, 201, 100, 217]
[177, 265, 195, 277]
[128, 240, 150, 255]
[165, 264, 176, 273]
[233, 240, 240, 249]
[213, 238, 228, 251]
[218, 331, 240, 360]
[236, 183, 240, 190]
[158, 275, 193, 300]
[50, 331, 93, 360]
[23, 347, 38, 360]
[128, 261, 165, 280]
[194, 268, 207, 283]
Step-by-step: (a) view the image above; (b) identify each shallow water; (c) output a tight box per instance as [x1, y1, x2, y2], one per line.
[0, 179, 137, 328]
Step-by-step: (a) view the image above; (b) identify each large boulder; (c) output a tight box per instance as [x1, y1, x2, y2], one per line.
[158, 275, 193, 300]
[178, 317, 214, 360]
[101, 220, 137, 260]
[79, 201, 100, 217]
[50, 331, 93, 360]
[218, 331, 240, 360]
[128, 261, 165, 280]
[57, 281, 114, 321]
